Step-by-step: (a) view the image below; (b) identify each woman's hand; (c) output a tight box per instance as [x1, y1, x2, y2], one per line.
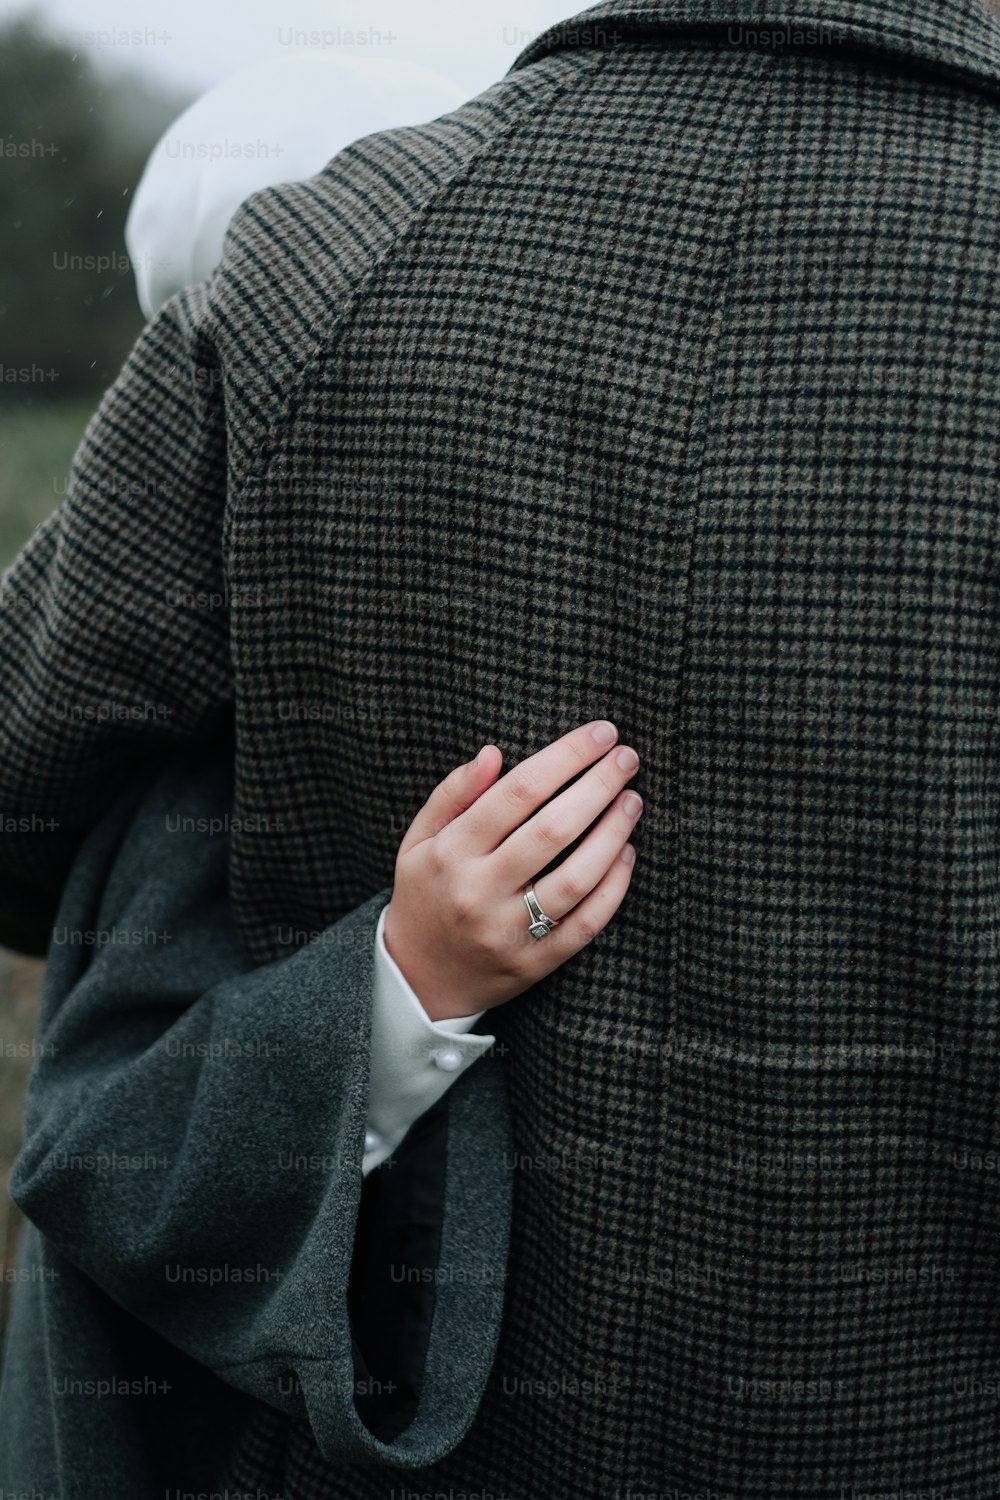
[381, 720, 642, 1021]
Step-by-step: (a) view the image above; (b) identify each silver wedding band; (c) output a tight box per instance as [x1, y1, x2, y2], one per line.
[523, 883, 560, 940]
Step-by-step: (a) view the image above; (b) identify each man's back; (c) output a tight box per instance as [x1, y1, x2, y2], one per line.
[2, 0, 1000, 1493]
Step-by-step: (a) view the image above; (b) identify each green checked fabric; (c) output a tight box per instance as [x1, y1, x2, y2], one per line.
[1, 0, 1000, 1494]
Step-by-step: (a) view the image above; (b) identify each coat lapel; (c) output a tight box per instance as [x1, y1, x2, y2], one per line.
[509, 0, 1000, 95]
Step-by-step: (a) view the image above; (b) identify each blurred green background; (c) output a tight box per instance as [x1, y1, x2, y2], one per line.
[0, 10, 193, 561]
[0, 10, 194, 1338]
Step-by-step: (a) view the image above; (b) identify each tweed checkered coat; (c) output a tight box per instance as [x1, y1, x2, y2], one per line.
[2, 0, 1000, 1493]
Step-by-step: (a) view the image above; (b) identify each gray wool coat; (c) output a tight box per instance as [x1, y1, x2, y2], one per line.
[2, 0, 1000, 1493]
[0, 736, 513, 1495]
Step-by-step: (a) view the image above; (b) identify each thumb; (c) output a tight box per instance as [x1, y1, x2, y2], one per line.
[399, 744, 502, 853]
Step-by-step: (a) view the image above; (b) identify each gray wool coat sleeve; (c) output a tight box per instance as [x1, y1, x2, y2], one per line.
[0, 734, 514, 1491]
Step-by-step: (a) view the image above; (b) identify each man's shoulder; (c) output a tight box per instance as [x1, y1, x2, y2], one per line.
[193, 46, 610, 482]
[203, 50, 605, 364]
[197, 33, 1000, 483]
[205, 34, 1000, 337]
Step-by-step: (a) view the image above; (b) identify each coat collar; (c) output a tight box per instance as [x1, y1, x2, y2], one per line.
[508, 0, 1000, 97]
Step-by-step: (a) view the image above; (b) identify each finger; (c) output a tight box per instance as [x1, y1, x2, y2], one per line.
[447, 719, 620, 855]
[527, 786, 643, 919]
[494, 743, 640, 888]
[399, 744, 503, 855]
[543, 839, 637, 959]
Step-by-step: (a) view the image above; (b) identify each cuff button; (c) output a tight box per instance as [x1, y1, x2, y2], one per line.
[430, 1046, 464, 1072]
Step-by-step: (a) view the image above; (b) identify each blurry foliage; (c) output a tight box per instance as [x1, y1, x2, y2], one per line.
[0, 10, 193, 400]
[0, 12, 195, 563]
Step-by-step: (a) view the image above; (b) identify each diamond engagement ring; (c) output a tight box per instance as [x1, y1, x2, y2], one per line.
[523, 883, 560, 940]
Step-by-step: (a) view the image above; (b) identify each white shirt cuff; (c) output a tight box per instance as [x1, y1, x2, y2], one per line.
[362, 902, 496, 1175]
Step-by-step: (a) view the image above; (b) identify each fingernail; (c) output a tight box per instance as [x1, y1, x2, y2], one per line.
[590, 720, 617, 745]
[619, 844, 636, 865]
[616, 747, 639, 773]
[624, 792, 642, 816]
[475, 745, 491, 764]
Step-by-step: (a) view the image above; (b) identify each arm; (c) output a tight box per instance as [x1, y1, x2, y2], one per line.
[364, 911, 494, 1174]
[0, 281, 231, 954]
[10, 735, 513, 1467]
